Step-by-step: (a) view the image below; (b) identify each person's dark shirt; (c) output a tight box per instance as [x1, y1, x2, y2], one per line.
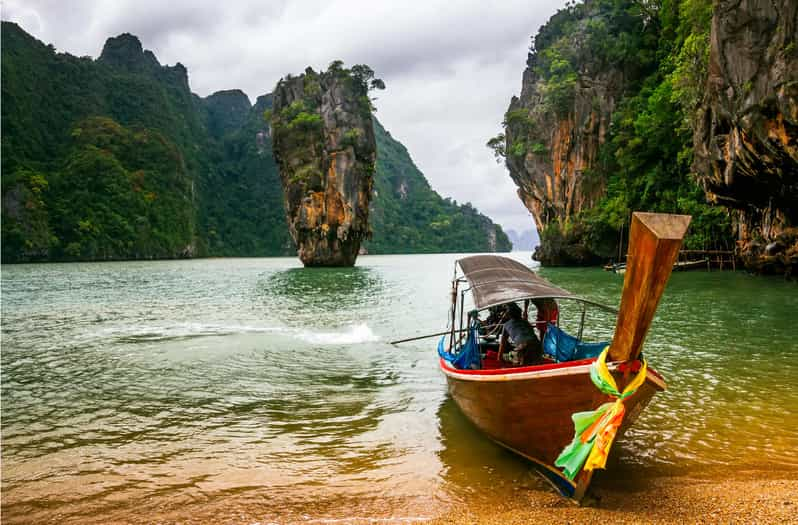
[502, 318, 539, 347]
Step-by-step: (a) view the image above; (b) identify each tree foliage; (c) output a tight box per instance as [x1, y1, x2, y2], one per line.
[368, 121, 511, 253]
[578, 0, 731, 254]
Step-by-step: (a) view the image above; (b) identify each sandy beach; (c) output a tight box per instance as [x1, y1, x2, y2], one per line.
[12, 466, 793, 524]
[433, 467, 798, 525]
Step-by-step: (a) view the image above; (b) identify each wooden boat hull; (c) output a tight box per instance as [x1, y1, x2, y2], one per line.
[440, 357, 666, 499]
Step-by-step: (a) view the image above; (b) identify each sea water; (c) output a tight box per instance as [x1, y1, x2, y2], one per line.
[2, 254, 797, 522]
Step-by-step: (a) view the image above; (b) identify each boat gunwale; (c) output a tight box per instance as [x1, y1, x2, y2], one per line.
[438, 357, 667, 390]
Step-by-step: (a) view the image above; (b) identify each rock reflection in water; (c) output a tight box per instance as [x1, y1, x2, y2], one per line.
[257, 266, 384, 326]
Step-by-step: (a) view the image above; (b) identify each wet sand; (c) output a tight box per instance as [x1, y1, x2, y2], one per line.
[433, 467, 798, 525]
[11, 466, 794, 524]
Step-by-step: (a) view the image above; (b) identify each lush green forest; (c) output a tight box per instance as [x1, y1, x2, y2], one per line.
[493, 0, 734, 261]
[369, 121, 509, 253]
[570, 0, 731, 255]
[1, 22, 509, 262]
[199, 92, 295, 256]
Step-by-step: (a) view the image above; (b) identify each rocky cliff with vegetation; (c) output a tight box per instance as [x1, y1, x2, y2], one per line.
[1, 22, 510, 263]
[693, 0, 797, 275]
[494, 0, 797, 275]
[496, 2, 632, 264]
[271, 64, 379, 266]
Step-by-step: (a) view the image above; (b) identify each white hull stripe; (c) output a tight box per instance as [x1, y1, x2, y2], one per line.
[441, 362, 667, 390]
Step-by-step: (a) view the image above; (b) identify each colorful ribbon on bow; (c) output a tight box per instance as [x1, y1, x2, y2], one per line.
[554, 347, 647, 480]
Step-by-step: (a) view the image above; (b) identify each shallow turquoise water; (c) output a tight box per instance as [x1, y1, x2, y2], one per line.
[2, 254, 797, 522]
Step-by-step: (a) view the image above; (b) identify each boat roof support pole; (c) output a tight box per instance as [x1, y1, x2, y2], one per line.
[577, 303, 586, 341]
[459, 289, 466, 343]
[449, 264, 458, 352]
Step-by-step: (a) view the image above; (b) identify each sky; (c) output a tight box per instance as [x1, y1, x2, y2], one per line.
[2, 0, 566, 237]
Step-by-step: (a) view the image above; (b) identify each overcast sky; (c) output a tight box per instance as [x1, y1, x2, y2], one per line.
[3, 0, 565, 236]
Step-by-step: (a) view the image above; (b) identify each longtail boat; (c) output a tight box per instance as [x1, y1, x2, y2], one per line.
[437, 212, 691, 501]
[673, 258, 709, 271]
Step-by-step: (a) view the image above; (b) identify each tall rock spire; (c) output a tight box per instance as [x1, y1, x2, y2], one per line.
[271, 64, 381, 266]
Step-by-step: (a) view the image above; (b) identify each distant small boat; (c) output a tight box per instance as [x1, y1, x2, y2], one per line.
[603, 262, 627, 274]
[609, 258, 705, 275]
[438, 212, 690, 502]
[673, 258, 709, 271]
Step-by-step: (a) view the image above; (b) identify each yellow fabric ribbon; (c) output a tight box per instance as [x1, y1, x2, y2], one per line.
[555, 347, 648, 478]
[585, 347, 647, 471]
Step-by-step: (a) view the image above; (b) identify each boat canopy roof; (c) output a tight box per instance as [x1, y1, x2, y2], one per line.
[457, 255, 615, 313]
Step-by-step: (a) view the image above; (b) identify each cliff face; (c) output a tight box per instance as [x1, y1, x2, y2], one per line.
[204, 89, 252, 139]
[694, 0, 798, 275]
[99, 33, 189, 90]
[501, 3, 637, 265]
[271, 66, 377, 266]
[506, 68, 620, 238]
[99, 33, 160, 72]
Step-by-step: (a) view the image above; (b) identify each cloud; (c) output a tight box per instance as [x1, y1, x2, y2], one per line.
[2, 0, 564, 233]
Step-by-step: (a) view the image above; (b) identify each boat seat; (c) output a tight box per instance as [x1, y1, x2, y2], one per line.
[542, 323, 607, 362]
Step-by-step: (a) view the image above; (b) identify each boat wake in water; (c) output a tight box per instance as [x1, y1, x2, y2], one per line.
[296, 323, 380, 345]
[100, 321, 381, 346]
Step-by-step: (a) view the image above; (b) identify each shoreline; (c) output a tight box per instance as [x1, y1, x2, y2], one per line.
[4, 466, 797, 524]
[433, 466, 798, 524]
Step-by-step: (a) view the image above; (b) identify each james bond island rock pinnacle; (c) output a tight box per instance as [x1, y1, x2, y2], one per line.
[694, 0, 798, 276]
[271, 63, 383, 267]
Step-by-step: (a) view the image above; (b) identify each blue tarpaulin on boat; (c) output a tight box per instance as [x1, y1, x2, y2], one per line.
[438, 322, 481, 370]
[543, 323, 607, 362]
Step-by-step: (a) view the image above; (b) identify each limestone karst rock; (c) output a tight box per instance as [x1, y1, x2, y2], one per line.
[499, 2, 631, 266]
[271, 64, 379, 266]
[503, 71, 622, 265]
[498, 0, 796, 275]
[204, 89, 252, 139]
[99, 33, 189, 89]
[693, 0, 798, 275]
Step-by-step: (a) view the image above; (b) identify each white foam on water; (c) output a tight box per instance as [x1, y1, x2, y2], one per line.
[95, 321, 380, 346]
[97, 322, 287, 342]
[296, 323, 380, 345]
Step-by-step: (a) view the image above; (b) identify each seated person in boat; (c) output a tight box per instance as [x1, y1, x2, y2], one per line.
[532, 298, 559, 340]
[497, 303, 543, 366]
[479, 305, 506, 338]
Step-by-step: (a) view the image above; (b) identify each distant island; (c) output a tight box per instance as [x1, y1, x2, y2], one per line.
[1, 23, 511, 263]
[490, 0, 796, 276]
[505, 229, 539, 252]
